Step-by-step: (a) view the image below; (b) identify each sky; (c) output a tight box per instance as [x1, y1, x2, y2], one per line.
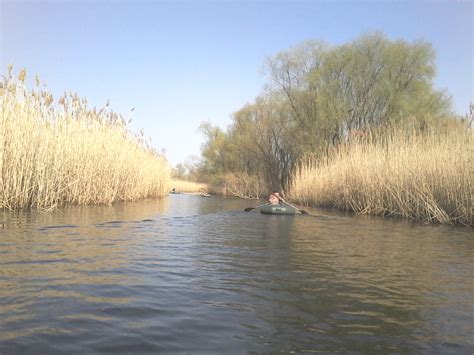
[1, 0, 472, 166]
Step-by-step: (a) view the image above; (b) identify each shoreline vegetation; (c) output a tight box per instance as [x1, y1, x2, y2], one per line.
[291, 126, 473, 226]
[0, 67, 171, 211]
[170, 179, 208, 194]
[183, 32, 473, 226]
[2, 32, 472, 227]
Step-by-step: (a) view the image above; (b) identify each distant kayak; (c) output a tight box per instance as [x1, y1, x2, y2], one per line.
[200, 193, 211, 197]
[260, 204, 296, 215]
[170, 191, 181, 194]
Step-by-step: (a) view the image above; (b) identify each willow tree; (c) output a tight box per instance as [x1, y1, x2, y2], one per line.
[265, 32, 450, 146]
[230, 95, 301, 191]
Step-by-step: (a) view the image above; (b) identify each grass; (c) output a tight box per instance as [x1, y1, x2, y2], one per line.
[170, 179, 208, 193]
[0, 67, 171, 210]
[290, 124, 473, 226]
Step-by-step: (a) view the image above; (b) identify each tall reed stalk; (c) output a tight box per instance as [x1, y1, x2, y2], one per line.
[290, 125, 473, 226]
[0, 67, 171, 210]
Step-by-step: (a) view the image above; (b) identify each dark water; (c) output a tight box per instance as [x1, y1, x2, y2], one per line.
[0, 195, 472, 353]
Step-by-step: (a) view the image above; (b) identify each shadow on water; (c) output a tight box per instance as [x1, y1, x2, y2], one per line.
[0, 195, 472, 353]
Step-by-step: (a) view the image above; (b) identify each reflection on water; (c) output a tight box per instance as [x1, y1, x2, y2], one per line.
[0, 194, 473, 353]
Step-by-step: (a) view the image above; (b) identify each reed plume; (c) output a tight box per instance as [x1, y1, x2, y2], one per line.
[0, 67, 171, 210]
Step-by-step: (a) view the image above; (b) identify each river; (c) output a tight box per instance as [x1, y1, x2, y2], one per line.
[0, 194, 472, 353]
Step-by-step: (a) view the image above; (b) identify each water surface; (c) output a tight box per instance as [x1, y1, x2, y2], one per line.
[0, 195, 472, 353]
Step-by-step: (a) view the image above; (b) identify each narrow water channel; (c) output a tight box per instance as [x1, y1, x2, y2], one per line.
[0, 194, 472, 353]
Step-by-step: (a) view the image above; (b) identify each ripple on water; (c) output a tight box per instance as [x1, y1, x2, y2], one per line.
[0, 197, 473, 353]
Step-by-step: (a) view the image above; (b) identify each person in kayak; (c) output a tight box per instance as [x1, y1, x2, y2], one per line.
[268, 194, 278, 205]
[246, 192, 308, 215]
[268, 192, 285, 205]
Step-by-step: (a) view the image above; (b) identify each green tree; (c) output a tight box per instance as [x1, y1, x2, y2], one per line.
[197, 32, 452, 193]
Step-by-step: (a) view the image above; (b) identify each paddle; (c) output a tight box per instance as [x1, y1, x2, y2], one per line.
[279, 199, 309, 215]
[244, 203, 268, 212]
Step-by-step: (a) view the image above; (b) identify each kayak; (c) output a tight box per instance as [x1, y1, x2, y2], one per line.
[260, 204, 296, 215]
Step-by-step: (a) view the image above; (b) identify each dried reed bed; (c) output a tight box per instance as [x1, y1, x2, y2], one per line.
[290, 126, 473, 226]
[170, 179, 208, 193]
[0, 67, 171, 210]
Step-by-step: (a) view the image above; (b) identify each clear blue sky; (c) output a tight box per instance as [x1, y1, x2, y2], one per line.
[1, 0, 472, 166]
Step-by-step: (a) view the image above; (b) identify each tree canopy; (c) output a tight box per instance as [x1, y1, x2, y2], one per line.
[194, 32, 452, 196]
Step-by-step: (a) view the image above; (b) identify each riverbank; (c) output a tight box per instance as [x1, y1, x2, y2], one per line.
[0, 68, 171, 210]
[170, 179, 208, 193]
[290, 126, 473, 226]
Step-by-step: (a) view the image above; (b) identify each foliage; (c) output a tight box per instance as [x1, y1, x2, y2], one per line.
[196, 32, 452, 194]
